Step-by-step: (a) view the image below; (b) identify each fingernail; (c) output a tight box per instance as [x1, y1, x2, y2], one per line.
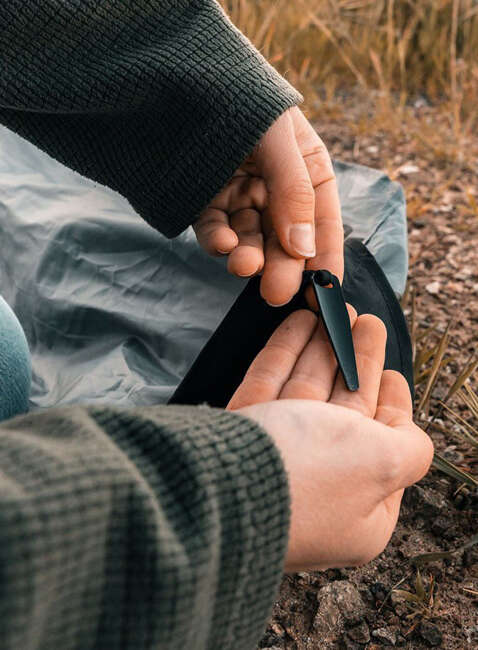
[288, 223, 316, 257]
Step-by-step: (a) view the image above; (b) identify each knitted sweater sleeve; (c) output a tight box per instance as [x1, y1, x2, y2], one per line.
[0, 403, 290, 650]
[0, 0, 302, 237]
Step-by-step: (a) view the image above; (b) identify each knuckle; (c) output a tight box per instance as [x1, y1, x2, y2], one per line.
[279, 180, 315, 208]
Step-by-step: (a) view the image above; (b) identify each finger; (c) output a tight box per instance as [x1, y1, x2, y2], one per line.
[260, 231, 305, 306]
[254, 109, 316, 260]
[193, 208, 238, 255]
[227, 310, 317, 410]
[329, 314, 387, 417]
[304, 179, 344, 281]
[375, 370, 413, 426]
[213, 175, 268, 214]
[279, 304, 358, 401]
[290, 108, 344, 281]
[227, 209, 264, 277]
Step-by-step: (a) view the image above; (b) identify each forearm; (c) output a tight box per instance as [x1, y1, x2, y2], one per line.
[0, 0, 301, 236]
[0, 403, 289, 649]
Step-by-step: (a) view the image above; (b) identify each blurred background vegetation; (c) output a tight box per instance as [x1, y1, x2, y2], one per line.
[221, 0, 478, 146]
[221, 1, 478, 488]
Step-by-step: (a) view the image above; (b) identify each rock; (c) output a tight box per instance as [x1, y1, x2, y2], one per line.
[370, 581, 389, 605]
[397, 163, 420, 175]
[259, 637, 284, 649]
[425, 281, 440, 295]
[419, 621, 443, 646]
[404, 485, 447, 517]
[442, 445, 464, 464]
[347, 621, 370, 644]
[259, 627, 284, 648]
[314, 581, 366, 642]
[372, 626, 397, 645]
[430, 515, 452, 536]
[413, 218, 427, 228]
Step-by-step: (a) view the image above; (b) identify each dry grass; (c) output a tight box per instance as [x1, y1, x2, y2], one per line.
[222, 0, 478, 485]
[221, 0, 478, 156]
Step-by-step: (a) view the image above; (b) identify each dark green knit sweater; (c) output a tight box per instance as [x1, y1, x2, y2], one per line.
[0, 1, 302, 648]
[0, 0, 301, 237]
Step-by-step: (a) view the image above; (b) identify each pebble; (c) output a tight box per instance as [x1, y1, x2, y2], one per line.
[370, 581, 389, 605]
[315, 580, 366, 630]
[347, 621, 370, 644]
[431, 515, 454, 537]
[419, 620, 443, 646]
[372, 626, 397, 645]
[404, 485, 447, 516]
[398, 163, 420, 175]
[425, 281, 441, 295]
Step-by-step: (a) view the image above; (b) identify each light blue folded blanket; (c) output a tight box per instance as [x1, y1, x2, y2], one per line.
[0, 126, 407, 414]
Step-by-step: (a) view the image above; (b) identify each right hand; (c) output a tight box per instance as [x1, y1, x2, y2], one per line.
[228, 309, 434, 573]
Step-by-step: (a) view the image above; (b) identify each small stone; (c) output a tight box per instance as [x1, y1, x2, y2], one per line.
[314, 580, 367, 644]
[315, 580, 366, 628]
[372, 626, 397, 645]
[425, 281, 440, 295]
[419, 621, 443, 646]
[398, 163, 420, 175]
[404, 485, 447, 516]
[370, 581, 389, 605]
[431, 515, 453, 537]
[259, 627, 284, 648]
[442, 445, 464, 464]
[413, 218, 426, 228]
[347, 621, 370, 644]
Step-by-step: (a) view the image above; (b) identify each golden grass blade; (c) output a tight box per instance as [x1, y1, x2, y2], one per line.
[464, 383, 478, 412]
[440, 401, 478, 444]
[432, 453, 478, 488]
[300, 1, 368, 88]
[416, 322, 452, 414]
[444, 356, 478, 404]
[410, 534, 478, 567]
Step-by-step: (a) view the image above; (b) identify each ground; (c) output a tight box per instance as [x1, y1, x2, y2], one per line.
[260, 95, 478, 649]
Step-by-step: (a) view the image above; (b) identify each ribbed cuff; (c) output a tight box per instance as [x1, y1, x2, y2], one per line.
[127, 2, 303, 237]
[91, 402, 291, 649]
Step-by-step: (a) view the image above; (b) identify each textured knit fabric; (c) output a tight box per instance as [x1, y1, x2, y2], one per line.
[0, 404, 289, 649]
[0, 2, 298, 646]
[0, 0, 301, 238]
[0, 295, 31, 421]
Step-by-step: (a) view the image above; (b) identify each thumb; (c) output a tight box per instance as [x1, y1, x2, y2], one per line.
[254, 110, 316, 259]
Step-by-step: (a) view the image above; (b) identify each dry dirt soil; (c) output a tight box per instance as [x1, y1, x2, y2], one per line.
[260, 97, 478, 650]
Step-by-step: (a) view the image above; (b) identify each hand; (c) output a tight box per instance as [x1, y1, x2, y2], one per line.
[228, 309, 434, 572]
[193, 107, 343, 307]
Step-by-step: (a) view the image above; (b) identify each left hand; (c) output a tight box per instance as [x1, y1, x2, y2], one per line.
[227, 309, 434, 571]
[193, 106, 343, 307]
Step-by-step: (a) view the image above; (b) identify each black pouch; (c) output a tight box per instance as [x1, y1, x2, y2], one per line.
[169, 239, 413, 408]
